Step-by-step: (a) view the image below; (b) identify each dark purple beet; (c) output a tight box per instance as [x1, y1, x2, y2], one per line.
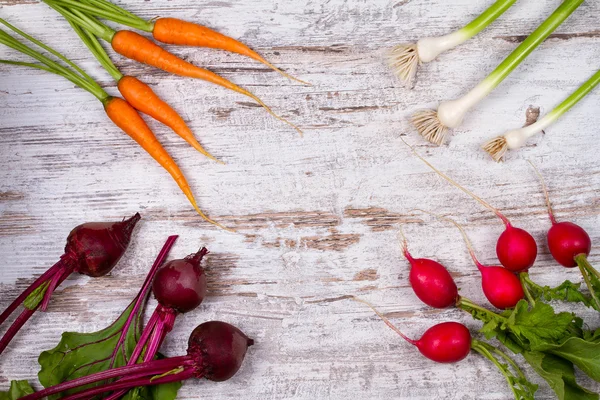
[68, 213, 141, 277]
[152, 247, 208, 313]
[188, 320, 254, 382]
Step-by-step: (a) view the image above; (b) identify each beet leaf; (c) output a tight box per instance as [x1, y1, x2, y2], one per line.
[37, 236, 180, 400]
[0, 380, 35, 400]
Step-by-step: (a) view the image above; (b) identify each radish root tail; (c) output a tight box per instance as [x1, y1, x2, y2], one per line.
[387, 44, 419, 87]
[421, 210, 484, 269]
[482, 136, 508, 163]
[397, 225, 412, 262]
[527, 160, 557, 224]
[411, 109, 447, 145]
[400, 137, 510, 227]
[351, 297, 416, 345]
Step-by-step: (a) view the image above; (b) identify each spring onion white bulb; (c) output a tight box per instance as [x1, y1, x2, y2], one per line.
[483, 68, 600, 162]
[412, 0, 584, 145]
[388, 0, 516, 87]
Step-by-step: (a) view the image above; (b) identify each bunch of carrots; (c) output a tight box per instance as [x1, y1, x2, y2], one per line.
[388, 0, 599, 161]
[0, 0, 309, 230]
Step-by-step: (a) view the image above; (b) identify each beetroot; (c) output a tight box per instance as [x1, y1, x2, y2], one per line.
[153, 247, 208, 313]
[102, 247, 209, 400]
[20, 321, 254, 400]
[0, 213, 141, 356]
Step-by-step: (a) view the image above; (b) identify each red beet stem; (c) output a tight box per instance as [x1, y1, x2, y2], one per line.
[40, 258, 74, 311]
[0, 260, 63, 326]
[144, 305, 177, 362]
[61, 368, 195, 400]
[0, 264, 72, 356]
[0, 308, 35, 355]
[189, 247, 209, 263]
[103, 305, 178, 400]
[20, 355, 192, 400]
[129, 307, 160, 364]
[109, 235, 178, 368]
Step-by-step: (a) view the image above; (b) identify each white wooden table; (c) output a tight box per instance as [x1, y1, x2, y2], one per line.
[1, 0, 600, 398]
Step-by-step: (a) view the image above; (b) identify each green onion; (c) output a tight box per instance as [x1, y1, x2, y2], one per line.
[388, 0, 516, 87]
[412, 0, 584, 145]
[483, 68, 600, 161]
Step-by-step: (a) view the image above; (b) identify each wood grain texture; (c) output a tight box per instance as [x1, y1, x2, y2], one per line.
[1, 0, 600, 398]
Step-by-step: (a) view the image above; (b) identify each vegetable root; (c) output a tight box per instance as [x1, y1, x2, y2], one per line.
[401, 137, 537, 272]
[21, 321, 254, 400]
[0, 213, 141, 356]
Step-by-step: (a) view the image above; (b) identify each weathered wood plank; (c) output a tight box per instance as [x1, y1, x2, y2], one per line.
[1, 0, 600, 398]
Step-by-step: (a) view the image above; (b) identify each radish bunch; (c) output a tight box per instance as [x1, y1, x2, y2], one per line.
[365, 142, 600, 398]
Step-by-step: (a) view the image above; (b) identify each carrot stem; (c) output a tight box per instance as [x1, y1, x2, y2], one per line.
[43, 0, 115, 42]
[0, 59, 56, 73]
[47, 0, 153, 32]
[0, 18, 92, 82]
[67, 16, 123, 81]
[0, 22, 108, 102]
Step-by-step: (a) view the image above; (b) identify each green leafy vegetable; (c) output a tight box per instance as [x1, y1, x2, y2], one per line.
[0, 380, 35, 400]
[523, 351, 598, 400]
[471, 339, 537, 399]
[38, 302, 141, 399]
[522, 275, 597, 310]
[535, 337, 600, 382]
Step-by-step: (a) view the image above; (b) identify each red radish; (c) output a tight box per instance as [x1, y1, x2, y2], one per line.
[443, 215, 524, 309]
[399, 229, 459, 308]
[0, 213, 141, 356]
[356, 298, 471, 363]
[103, 247, 209, 400]
[402, 138, 537, 272]
[529, 162, 600, 309]
[21, 321, 254, 400]
[530, 161, 592, 268]
[547, 222, 591, 268]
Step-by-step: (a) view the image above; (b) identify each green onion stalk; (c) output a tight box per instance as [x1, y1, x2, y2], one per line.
[388, 0, 516, 87]
[412, 0, 584, 145]
[483, 68, 600, 161]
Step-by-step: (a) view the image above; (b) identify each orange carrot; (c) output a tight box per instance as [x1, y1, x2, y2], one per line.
[104, 97, 231, 231]
[111, 30, 302, 136]
[152, 18, 309, 85]
[117, 76, 223, 164]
